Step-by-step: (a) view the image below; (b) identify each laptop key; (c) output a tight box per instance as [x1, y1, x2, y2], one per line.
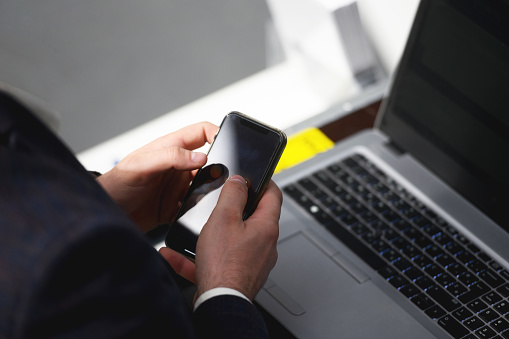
[467, 259, 488, 273]
[497, 284, 509, 297]
[350, 223, 369, 236]
[325, 221, 386, 270]
[404, 266, 423, 280]
[426, 285, 461, 312]
[478, 308, 498, 323]
[499, 269, 509, 280]
[494, 300, 509, 315]
[478, 252, 493, 263]
[482, 291, 503, 306]
[383, 249, 401, 262]
[491, 318, 509, 333]
[459, 272, 479, 286]
[414, 255, 432, 269]
[438, 315, 469, 339]
[446, 262, 467, 276]
[425, 305, 446, 319]
[298, 178, 320, 194]
[464, 316, 484, 331]
[411, 293, 435, 310]
[392, 237, 411, 251]
[371, 239, 390, 253]
[283, 184, 302, 199]
[400, 283, 420, 298]
[446, 282, 467, 297]
[437, 254, 456, 267]
[341, 157, 358, 169]
[475, 326, 497, 339]
[415, 235, 434, 250]
[467, 243, 481, 254]
[459, 282, 490, 304]
[415, 276, 434, 290]
[388, 274, 409, 288]
[424, 263, 444, 278]
[444, 242, 464, 256]
[456, 251, 475, 264]
[435, 233, 454, 246]
[467, 298, 489, 313]
[489, 260, 504, 272]
[378, 266, 397, 279]
[394, 257, 412, 271]
[452, 307, 473, 321]
[313, 171, 336, 188]
[478, 269, 504, 288]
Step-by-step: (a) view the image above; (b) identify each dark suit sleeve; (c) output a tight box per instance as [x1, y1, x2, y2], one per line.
[193, 295, 269, 339]
[16, 226, 197, 339]
[1, 91, 271, 338]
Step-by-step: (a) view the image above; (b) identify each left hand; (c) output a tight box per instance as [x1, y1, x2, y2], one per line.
[97, 122, 218, 232]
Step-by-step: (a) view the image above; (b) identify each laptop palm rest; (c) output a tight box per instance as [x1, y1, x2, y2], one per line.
[262, 231, 436, 338]
[263, 231, 370, 316]
[263, 232, 370, 313]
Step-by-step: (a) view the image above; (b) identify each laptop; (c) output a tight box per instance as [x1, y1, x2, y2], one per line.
[255, 0, 509, 338]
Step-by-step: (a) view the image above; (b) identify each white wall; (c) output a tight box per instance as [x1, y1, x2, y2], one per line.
[0, 0, 270, 152]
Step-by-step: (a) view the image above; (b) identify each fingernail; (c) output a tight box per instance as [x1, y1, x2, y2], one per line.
[191, 152, 206, 163]
[229, 175, 247, 186]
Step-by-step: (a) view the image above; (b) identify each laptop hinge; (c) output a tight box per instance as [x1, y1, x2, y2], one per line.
[385, 141, 406, 157]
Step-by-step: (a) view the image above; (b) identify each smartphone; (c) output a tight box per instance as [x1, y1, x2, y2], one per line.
[165, 112, 287, 259]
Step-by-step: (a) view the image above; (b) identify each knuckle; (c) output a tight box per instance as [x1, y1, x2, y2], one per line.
[266, 222, 279, 241]
[256, 221, 279, 244]
[227, 180, 248, 199]
[166, 146, 183, 162]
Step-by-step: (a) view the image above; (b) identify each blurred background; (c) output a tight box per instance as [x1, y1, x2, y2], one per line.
[0, 0, 271, 153]
[0, 0, 419, 155]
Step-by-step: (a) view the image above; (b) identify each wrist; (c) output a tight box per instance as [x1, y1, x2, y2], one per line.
[193, 287, 251, 311]
[196, 275, 258, 302]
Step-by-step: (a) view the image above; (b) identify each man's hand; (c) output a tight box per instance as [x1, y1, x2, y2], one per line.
[97, 122, 218, 232]
[160, 175, 282, 302]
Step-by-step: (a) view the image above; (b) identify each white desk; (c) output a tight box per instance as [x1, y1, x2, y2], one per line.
[77, 0, 420, 172]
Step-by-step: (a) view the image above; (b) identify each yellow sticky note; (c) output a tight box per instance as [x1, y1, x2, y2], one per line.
[275, 127, 334, 174]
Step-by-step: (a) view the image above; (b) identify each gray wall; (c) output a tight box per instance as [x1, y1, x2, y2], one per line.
[0, 1, 271, 152]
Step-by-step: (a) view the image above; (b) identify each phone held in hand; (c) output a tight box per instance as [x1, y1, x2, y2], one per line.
[165, 112, 287, 259]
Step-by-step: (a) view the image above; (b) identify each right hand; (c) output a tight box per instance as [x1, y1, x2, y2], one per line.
[194, 175, 282, 302]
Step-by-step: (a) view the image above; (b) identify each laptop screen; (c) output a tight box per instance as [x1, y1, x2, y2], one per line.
[379, 0, 509, 228]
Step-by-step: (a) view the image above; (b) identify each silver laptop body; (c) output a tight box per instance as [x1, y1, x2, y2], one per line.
[256, 0, 509, 338]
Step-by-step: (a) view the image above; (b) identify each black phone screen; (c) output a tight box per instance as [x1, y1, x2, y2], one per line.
[165, 112, 286, 257]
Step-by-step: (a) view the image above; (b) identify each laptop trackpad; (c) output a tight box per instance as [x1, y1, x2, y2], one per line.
[264, 232, 435, 338]
[265, 232, 370, 313]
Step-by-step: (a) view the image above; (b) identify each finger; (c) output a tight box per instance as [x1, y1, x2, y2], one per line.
[121, 147, 207, 181]
[148, 122, 218, 152]
[159, 247, 196, 284]
[248, 180, 283, 222]
[211, 175, 249, 222]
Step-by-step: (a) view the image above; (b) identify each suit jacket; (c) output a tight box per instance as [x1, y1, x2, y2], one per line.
[0, 91, 268, 338]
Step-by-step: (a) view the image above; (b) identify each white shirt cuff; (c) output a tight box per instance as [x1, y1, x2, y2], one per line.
[193, 287, 251, 312]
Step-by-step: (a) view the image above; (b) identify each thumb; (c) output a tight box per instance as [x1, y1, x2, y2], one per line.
[212, 175, 248, 221]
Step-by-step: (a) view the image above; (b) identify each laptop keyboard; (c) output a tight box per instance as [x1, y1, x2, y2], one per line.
[284, 153, 509, 339]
